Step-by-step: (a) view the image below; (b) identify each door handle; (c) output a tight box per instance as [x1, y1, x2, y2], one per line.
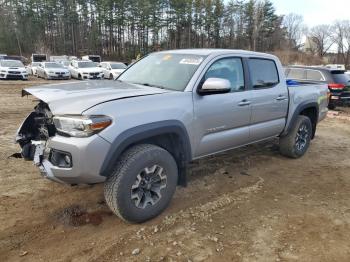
[276, 95, 287, 101]
[238, 99, 251, 106]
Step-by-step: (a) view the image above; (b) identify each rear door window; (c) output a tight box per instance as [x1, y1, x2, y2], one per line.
[306, 70, 325, 81]
[248, 58, 279, 88]
[332, 71, 350, 85]
[286, 68, 305, 79]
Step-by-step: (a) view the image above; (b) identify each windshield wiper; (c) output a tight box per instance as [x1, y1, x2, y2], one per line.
[130, 82, 166, 90]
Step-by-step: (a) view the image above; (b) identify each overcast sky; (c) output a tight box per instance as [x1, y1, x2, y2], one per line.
[272, 0, 350, 27]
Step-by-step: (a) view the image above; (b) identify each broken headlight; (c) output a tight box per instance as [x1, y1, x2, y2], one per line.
[53, 115, 112, 137]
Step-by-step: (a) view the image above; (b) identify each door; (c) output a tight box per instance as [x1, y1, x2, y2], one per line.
[247, 58, 289, 141]
[100, 63, 108, 78]
[193, 57, 252, 157]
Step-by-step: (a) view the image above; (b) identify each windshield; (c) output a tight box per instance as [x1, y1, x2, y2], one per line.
[0, 60, 24, 67]
[45, 63, 64, 68]
[332, 71, 350, 85]
[78, 62, 96, 68]
[111, 63, 127, 69]
[61, 61, 70, 66]
[32, 62, 40, 66]
[119, 53, 206, 91]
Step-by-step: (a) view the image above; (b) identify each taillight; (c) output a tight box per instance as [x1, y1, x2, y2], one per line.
[328, 83, 345, 89]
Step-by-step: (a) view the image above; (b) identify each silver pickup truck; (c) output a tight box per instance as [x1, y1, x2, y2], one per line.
[16, 49, 328, 222]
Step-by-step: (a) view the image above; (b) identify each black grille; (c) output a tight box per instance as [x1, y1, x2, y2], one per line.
[89, 72, 99, 76]
[6, 75, 23, 79]
[8, 71, 20, 74]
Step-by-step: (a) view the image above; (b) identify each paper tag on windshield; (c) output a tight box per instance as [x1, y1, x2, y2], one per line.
[179, 57, 203, 65]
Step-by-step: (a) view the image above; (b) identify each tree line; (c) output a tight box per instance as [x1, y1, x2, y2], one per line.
[1, 0, 350, 67]
[0, 0, 292, 61]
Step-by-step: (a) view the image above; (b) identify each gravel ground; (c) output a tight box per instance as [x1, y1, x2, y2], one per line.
[1, 78, 350, 262]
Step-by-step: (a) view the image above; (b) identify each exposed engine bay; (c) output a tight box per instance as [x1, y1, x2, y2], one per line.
[15, 101, 56, 160]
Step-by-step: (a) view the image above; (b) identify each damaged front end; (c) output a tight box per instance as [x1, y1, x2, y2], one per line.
[15, 101, 56, 165]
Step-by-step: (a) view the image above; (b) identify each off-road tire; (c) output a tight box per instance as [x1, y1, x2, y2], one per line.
[328, 104, 336, 110]
[279, 115, 312, 158]
[104, 144, 178, 223]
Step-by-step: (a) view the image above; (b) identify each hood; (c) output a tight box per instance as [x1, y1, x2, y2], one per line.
[45, 68, 69, 73]
[3, 67, 25, 71]
[77, 67, 102, 73]
[24, 80, 170, 115]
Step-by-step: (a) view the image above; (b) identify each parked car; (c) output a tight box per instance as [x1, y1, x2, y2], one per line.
[50, 55, 69, 63]
[82, 55, 101, 63]
[27, 62, 41, 76]
[16, 49, 328, 223]
[69, 60, 104, 80]
[59, 60, 70, 68]
[100, 61, 127, 79]
[36, 62, 71, 80]
[285, 66, 350, 109]
[31, 54, 47, 63]
[0, 59, 28, 80]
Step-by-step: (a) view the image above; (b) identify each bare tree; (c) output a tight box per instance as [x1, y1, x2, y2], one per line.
[283, 13, 305, 49]
[309, 24, 334, 57]
[332, 20, 350, 68]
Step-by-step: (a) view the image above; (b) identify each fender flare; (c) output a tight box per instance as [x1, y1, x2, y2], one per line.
[282, 101, 319, 137]
[99, 120, 192, 183]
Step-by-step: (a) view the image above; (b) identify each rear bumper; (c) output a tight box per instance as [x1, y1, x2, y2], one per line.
[34, 134, 111, 184]
[330, 93, 350, 105]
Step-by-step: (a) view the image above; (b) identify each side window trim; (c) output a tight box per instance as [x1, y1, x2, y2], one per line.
[196, 56, 247, 93]
[247, 57, 280, 90]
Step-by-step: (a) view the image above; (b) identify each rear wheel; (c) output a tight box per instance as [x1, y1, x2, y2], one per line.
[279, 115, 312, 158]
[104, 144, 178, 223]
[328, 103, 336, 110]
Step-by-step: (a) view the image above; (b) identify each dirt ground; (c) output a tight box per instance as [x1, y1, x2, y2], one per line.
[1, 78, 350, 262]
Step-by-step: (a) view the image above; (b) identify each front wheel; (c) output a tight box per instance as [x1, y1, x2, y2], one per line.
[104, 144, 178, 223]
[279, 115, 312, 158]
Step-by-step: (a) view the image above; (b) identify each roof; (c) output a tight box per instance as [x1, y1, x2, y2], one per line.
[101, 61, 125, 64]
[156, 48, 276, 58]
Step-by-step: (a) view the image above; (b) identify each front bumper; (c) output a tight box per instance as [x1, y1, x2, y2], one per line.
[0, 72, 28, 80]
[82, 73, 104, 80]
[47, 73, 70, 80]
[33, 134, 111, 184]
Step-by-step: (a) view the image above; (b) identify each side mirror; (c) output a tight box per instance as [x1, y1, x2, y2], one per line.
[198, 78, 231, 95]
